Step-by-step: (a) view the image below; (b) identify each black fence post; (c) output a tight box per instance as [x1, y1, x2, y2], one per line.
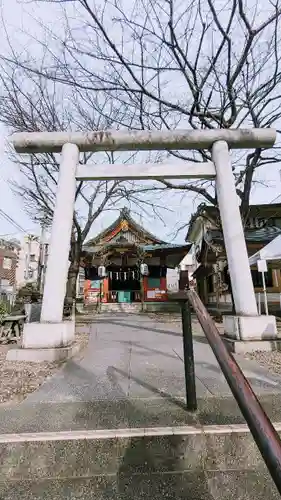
[181, 299, 197, 411]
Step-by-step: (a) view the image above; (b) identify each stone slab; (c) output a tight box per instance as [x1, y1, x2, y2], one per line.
[0, 427, 280, 499]
[2, 394, 281, 434]
[1, 423, 281, 481]
[0, 423, 281, 480]
[223, 314, 277, 340]
[0, 470, 279, 500]
[4, 313, 281, 431]
[223, 337, 281, 354]
[22, 320, 75, 349]
[17, 313, 281, 404]
[2, 314, 281, 500]
[128, 373, 210, 399]
[6, 343, 80, 363]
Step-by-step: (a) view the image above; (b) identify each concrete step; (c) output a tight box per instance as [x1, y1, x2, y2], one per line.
[1, 396, 281, 499]
[0, 425, 279, 499]
[101, 303, 142, 313]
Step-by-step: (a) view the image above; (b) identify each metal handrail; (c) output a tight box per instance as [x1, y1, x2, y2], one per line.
[184, 288, 281, 494]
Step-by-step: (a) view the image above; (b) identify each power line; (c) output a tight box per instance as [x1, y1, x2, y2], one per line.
[0, 229, 33, 238]
[0, 207, 27, 234]
[268, 194, 281, 204]
[0, 173, 31, 234]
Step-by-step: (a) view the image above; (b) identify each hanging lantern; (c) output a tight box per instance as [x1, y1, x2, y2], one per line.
[98, 265, 107, 278]
[140, 263, 149, 276]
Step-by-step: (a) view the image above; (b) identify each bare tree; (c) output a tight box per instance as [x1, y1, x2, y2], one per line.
[2, 0, 281, 228]
[0, 65, 166, 303]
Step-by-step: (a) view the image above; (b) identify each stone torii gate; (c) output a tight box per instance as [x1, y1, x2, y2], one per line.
[8, 129, 278, 361]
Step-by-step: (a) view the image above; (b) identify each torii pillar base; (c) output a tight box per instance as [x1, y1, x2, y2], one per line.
[6, 321, 77, 362]
[222, 314, 280, 353]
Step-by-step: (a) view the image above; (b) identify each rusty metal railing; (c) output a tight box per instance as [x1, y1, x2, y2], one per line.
[178, 288, 281, 493]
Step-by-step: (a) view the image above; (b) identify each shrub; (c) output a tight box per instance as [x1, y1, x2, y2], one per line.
[16, 283, 41, 304]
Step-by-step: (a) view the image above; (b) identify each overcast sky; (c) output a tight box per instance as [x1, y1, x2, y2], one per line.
[0, 0, 281, 244]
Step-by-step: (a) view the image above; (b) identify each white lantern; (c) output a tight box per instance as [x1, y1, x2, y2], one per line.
[98, 265, 107, 278]
[140, 263, 149, 276]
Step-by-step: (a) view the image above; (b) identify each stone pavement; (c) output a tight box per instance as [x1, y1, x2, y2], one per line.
[2, 313, 281, 432]
[26, 313, 281, 402]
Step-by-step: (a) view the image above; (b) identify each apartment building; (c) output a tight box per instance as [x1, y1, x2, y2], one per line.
[0, 238, 21, 301]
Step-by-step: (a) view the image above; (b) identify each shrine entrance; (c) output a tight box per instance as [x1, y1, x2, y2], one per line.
[108, 265, 141, 303]
[81, 207, 189, 306]
[11, 128, 278, 350]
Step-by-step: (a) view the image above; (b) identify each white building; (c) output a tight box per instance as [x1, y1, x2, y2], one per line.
[16, 234, 49, 291]
[166, 247, 197, 292]
[179, 247, 197, 276]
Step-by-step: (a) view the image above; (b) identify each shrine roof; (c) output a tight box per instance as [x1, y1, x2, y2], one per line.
[83, 241, 191, 254]
[186, 202, 281, 242]
[141, 243, 191, 251]
[85, 207, 164, 247]
[206, 226, 281, 244]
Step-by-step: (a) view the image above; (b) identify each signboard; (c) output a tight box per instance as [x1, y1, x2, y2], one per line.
[90, 280, 100, 289]
[257, 259, 269, 315]
[88, 290, 100, 303]
[257, 259, 268, 273]
[147, 289, 166, 300]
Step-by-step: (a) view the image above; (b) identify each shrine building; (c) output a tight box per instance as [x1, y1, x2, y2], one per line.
[81, 208, 191, 305]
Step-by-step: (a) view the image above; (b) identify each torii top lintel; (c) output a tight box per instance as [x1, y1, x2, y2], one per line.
[10, 128, 276, 154]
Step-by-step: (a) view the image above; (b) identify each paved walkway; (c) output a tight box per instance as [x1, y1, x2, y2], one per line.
[2, 313, 281, 432]
[26, 314, 281, 403]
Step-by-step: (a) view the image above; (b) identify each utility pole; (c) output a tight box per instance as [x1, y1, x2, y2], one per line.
[37, 225, 46, 294]
[41, 238, 48, 295]
[25, 235, 31, 282]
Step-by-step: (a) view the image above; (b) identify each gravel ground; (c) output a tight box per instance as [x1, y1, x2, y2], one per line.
[147, 312, 224, 330]
[147, 312, 182, 323]
[244, 350, 281, 377]
[0, 331, 89, 405]
[149, 313, 281, 375]
[240, 322, 281, 375]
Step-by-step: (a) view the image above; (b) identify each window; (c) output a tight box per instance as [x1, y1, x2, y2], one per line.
[251, 269, 273, 288]
[2, 257, 12, 270]
[30, 254, 36, 262]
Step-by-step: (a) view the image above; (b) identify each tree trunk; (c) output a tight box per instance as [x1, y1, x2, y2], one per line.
[64, 254, 80, 313]
[140, 276, 144, 312]
[64, 233, 82, 311]
[66, 261, 80, 300]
